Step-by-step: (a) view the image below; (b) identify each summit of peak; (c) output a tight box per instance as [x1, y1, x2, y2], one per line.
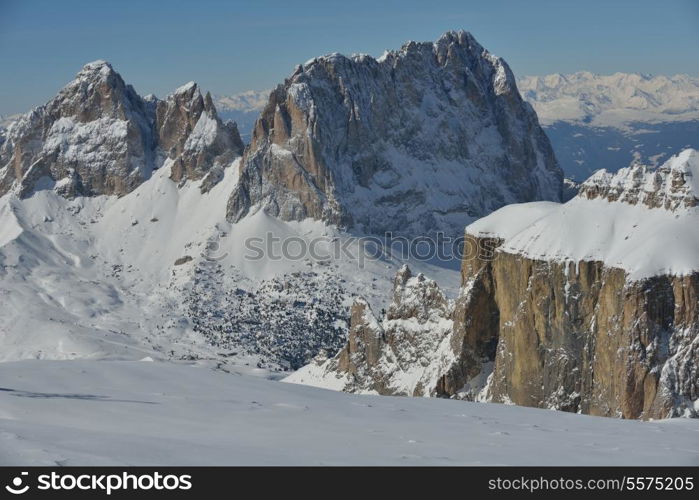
[174, 81, 199, 95]
[82, 59, 112, 70]
[167, 82, 204, 105]
[77, 60, 116, 79]
[435, 29, 473, 44]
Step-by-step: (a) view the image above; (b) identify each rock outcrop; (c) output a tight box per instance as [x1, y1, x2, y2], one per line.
[290, 150, 699, 419]
[228, 31, 562, 237]
[579, 148, 698, 210]
[285, 265, 455, 395]
[0, 61, 243, 198]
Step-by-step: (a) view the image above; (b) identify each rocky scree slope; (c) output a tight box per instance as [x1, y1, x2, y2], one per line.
[0, 61, 243, 198]
[289, 150, 699, 419]
[228, 31, 562, 238]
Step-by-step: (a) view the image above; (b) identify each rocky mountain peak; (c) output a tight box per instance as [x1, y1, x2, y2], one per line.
[46, 59, 145, 124]
[579, 148, 699, 210]
[76, 60, 120, 82]
[227, 31, 562, 238]
[388, 266, 450, 321]
[0, 61, 243, 198]
[393, 264, 412, 287]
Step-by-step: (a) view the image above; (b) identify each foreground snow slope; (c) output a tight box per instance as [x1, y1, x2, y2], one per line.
[0, 360, 697, 466]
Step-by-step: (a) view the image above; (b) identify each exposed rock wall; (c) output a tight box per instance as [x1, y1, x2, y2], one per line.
[286, 265, 455, 396]
[450, 236, 698, 419]
[228, 31, 562, 237]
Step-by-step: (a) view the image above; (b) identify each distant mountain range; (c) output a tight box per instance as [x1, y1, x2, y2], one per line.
[518, 72, 699, 180]
[214, 90, 270, 142]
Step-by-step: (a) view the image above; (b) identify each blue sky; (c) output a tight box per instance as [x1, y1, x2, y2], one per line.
[1, 0, 698, 115]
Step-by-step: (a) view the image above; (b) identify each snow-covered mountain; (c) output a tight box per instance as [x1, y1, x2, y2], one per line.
[0, 54, 481, 373]
[519, 72, 699, 126]
[5, 35, 695, 424]
[228, 31, 563, 238]
[0, 61, 243, 198]
[518, 72, 699, 180]
[0, 32, 564, 377]
[289, 149, 699, 419]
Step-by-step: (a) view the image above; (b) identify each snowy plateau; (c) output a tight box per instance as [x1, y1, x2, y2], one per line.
[0, 31, 698, 466]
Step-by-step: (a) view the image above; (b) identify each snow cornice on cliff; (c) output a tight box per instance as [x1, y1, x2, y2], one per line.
[466, 149, 699, 280]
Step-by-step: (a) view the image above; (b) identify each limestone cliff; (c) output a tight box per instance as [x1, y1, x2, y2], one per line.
[446, 237, 698, 419]
[228, 31, 562, 238]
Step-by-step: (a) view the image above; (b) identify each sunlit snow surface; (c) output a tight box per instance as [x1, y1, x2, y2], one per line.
[0, 360, 697, 466]
[467, 150, 699, 281]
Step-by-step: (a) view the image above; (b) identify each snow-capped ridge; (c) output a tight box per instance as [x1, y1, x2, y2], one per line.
[467, 149, 699, 280]
[518, 71, 699, 126]
[579, 148, 699, 210]
[173, 81, 199, 96]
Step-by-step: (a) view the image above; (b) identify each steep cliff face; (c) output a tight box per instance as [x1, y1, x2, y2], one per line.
[0, 61, 242, 198]
[448, 241, 698, 419]
[289, 150, 699, 419]
[454, 151, 699, 418]
[228, 31, 562, 237]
